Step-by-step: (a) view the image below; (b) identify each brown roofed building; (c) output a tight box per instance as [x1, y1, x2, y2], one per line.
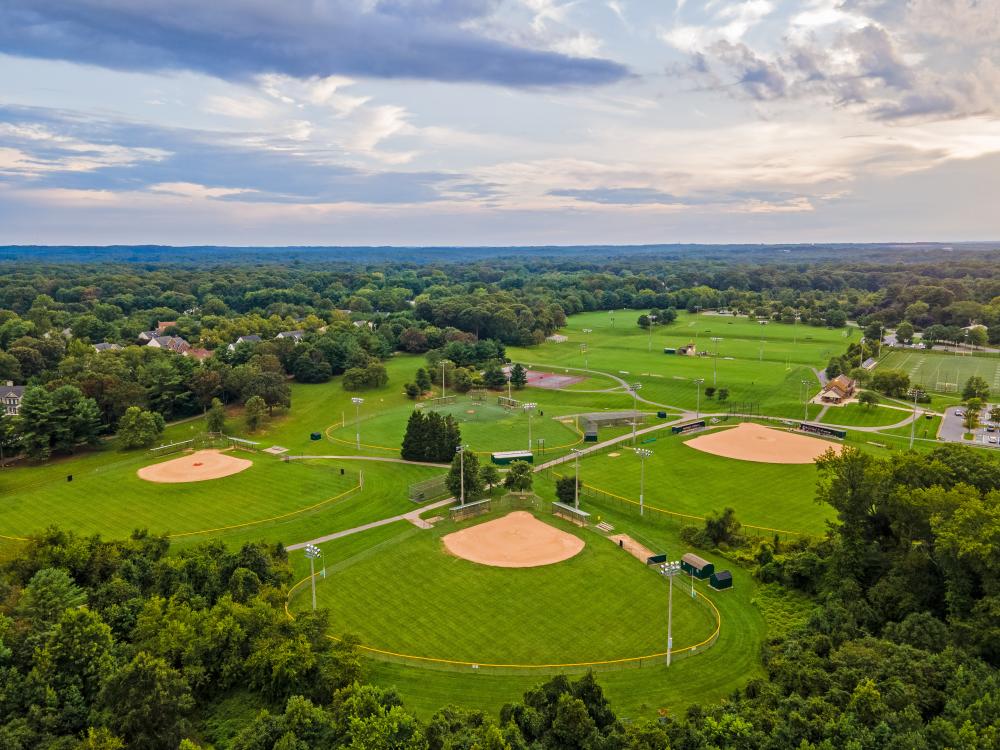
[821, 374, 857, 403]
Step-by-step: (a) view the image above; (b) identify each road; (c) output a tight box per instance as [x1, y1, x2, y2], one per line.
[940, 404, 999, 447]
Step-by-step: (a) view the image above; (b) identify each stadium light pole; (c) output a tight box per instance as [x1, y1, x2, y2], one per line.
[647, 314, 657, 352]
[456, 445, 469, 506]
[800, 380, 811, 422]
[636, 448, 653, 516]
[571, 447, 582, 509]
[660, 561, 682, 667]
[908, 387, 924, 449]
[351, 397, 364, 449]
[305, 544, 322, 611]
[523, 402, 537, 452]
[629, 383, 642, 445]
[694, 378, 704, 417]
[711, 337, 723, 386]
[440, 359, 451, 399]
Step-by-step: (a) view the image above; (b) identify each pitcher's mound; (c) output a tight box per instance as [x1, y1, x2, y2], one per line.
[685, 422, 842, 464]
[138, 449, 252, 483]
[443, 511, 584, 568]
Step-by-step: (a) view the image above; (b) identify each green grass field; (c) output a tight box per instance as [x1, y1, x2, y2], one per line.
[290, 509, 716, 665]
[879, 347, 1000, 395]
[507, 311, 853, 418]
[819, 403, 910, 428]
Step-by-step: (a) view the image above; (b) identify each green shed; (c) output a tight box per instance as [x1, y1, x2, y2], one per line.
[710, 570, 733, 590]
[491, 450, 534, 466]
[680, 552, 714, 580]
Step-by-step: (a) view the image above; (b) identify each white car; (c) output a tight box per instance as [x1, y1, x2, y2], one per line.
[955, 410, 965, 417]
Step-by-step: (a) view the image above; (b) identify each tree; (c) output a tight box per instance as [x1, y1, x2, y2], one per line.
[858, 391, 879, 409]
[14, 386, 57, 459]
[482, 361, 508, 390]
[479, 464, 501, 492]
[404, 382, 420, 399]
[717, 387, 729, 402]
[704, 386, 716, 398]
[117, 406, 165, 449]
[415, 367, 432, 393]
[871, 369, 911, 398]
[963, 375, 991, 402]
[509, 363, 528, 389]
[244, 395, 268, 431]
[503, 461, 533, 492]
[990, 405, 1000, 424]
[704, 507, 741, 546]
[400, 410, 460, 462]
[864, 321, 884, 343]
[555, 475, 580, 506]
[447, 449, 483, 501]
[189, 369, 223, 411]
[245, 371, 291, 414]
[825, 357, 844, 380]
[98, 652, 193, 750]
[963, 399, 982, 433]
[637, 314, 651, 329]
[206, 397, 226, 433]
[895, 321, 915, 344]
[966, 326, 988, 348]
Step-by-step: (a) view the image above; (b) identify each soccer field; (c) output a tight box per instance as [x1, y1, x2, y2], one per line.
[879, 348, 1000, 394]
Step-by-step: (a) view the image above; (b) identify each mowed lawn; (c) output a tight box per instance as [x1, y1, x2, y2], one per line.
[879, 348, 1000, 394]
[819, 403, 911, 428]
[569, 427, 833, 535]
[507, 311, 852, 418]
[327, 399, 583, 455]
[292, 511, 717, 665]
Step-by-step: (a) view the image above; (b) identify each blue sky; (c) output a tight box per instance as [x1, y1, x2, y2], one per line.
[1, 0, 998, 245]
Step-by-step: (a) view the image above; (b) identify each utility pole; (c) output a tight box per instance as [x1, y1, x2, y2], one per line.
[694, 378, 704, 417]
[629, 384, 642, 445]
[908, 387, 923, 449]
[711, 337, 723, 386]
[571, 447, 582, 509]
[660, 561, 681, 667]
[457, 445, 467, 505]
[523, 402, 537, 452]
[305, 544, 321, 611]
[351, 397, 364, 449]
[801, 380, 811, 422]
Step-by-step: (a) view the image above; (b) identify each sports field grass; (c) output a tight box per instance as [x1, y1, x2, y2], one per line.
[507, 311, 851, 418]
[290, 509, 716, 665]
[561, 426, 834, 536]
[876, 414, 943, 442]
[819, 403, 911, 428]
[879, 347, 1000, 395]
[326, 399, 584, 456]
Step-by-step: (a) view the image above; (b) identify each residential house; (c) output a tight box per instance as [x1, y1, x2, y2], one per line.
[93, 342, 122, 352]
[821, 374, 857, 403]
[146, 336, 191, 354]
[156, 321, 178, 334]
[276, 330, 304, 342]
[1, 381, 25, 416]
[227, 334, 262, 352]
[137, 330, 159, 343]
[185, 347, 212, 361]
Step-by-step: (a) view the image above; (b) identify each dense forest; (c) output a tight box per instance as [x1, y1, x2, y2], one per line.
[2, 444, 999, 747]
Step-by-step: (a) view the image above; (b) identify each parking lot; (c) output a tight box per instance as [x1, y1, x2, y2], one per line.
[940, 404, 1000, 447]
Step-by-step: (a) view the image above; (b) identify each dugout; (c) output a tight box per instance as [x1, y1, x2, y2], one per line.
[491, 450, 534, 465]
[681, 552, 714, 580]
[672, 420, 706, 435]
[799, 423, 846, 439]
[710, 570, 733, 590]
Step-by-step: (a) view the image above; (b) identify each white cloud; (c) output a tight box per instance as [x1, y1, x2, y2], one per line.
[149, 182, 258, 199]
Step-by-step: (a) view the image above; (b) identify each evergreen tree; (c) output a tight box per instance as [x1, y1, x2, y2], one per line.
[482, 361, 508, 390]
[400, 411, 427, 461]
[206, 398, 226, 433]
[15, 386, 56, 459]
[244, 395, 268, 431]
[447, 449, 483, 501]
[503, 461, 533, 492]
[415, 367, 432, 393]
[509, 363, 528, 389]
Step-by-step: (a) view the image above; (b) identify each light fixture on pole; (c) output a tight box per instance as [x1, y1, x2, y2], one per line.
[629, 383, 642, 445]
[800, 380, 811, 422]
[636, 448, 652, 516]
[304, 544, 322, 611]
[694, 378, 704, 417]
[570, 447, 583, 509]
[711, 337, 723, 386]
[351, 397, 364, 449]
[523, 402, 537, 452]
[908, 387, 924, 449]
[660, 560, 682, 667]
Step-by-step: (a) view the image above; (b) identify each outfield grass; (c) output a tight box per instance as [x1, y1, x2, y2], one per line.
[507, 311, 850, 418]
[562, 426, 834, 535]
[819, 403, 911, 428]
[290, 509, 716, 665]
[879, 347, 1000, 395]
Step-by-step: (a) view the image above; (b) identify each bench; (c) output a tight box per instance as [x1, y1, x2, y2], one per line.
[552, 501, 591, 527]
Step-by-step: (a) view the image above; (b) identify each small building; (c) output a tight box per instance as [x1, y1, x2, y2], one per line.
[680, 552, 714, 580]
[227, 334, 262, 352]
[146, 336, 191, 354]
[490, 450, 533, 466]
[677, 342, 697, 356]
[861, 357, 877, 370]
[276, 330, 304, 342]
[821, 374, 857, 403]
[1, 381, 25, 416]
[710, 570, 733, 591]
[545, 334, 568, 343]
[92, 342, 121, 352]
[137, 330, 158, 343]
[663, 347, 676, 354]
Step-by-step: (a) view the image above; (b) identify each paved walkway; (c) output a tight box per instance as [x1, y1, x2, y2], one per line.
[286, 496, 454, 550]
[284, 455, 449, 467]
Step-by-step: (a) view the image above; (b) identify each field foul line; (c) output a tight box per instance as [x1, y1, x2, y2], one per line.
[285, 573, 722, 669]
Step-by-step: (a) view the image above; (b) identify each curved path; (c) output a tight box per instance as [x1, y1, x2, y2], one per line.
[285, 455, 449, 468]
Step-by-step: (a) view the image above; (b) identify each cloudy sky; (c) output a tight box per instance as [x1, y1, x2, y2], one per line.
[1, 0, 998, 245]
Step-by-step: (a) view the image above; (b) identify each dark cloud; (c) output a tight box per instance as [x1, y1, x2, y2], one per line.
[0, 0, 629, 88]
[710, 41, 788, 100]
[0, 106, 457, 204]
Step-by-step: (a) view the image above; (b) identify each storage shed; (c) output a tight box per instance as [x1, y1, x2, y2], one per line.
[491, 450, 534, 466]
[680, 552, 714, 580]
[710, 570, 733, 590]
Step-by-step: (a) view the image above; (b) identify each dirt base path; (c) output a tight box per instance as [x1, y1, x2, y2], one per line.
[685, 422, 842, 464]
[609, 534, 655, 563]
[442, 511, 584, 568]
[137, 449, 252, 483]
